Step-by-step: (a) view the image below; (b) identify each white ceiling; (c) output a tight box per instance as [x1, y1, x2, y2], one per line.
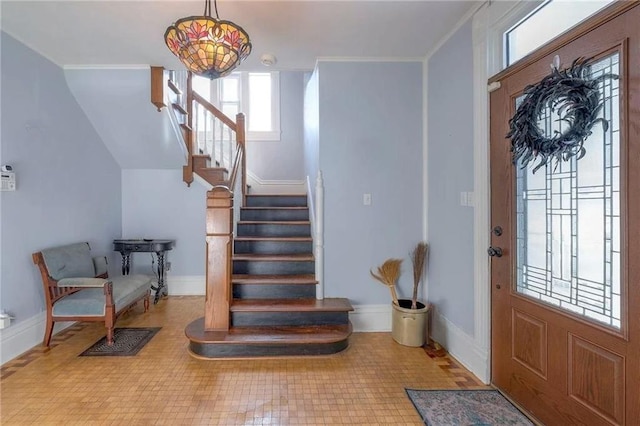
[0, 1, 476, 71]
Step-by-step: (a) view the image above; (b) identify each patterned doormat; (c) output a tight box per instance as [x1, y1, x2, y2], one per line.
[406, 389, 534, 425]
[80, 328, 161, 357]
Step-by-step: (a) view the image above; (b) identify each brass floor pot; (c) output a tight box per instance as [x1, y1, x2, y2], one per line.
[391, 299, 429, 347]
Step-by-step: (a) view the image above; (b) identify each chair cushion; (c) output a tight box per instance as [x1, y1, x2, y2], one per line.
[41, 242, 94, 281]
[52, 275, 151, 317]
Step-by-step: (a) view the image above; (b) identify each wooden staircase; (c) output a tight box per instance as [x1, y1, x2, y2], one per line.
[152, 67, 352, 358]
[186, 194, 353, 358]
[192, 154, 229, 186]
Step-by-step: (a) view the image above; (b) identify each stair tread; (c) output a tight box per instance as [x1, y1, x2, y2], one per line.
[172, 102, 188, 115]
[233, 274, 317, 284]
[234, 253, 314, 261]
[231, 298, 353, 312]
[241, 207, 309, 210]
[239, 221, 310, 225]
[186, 321, 352, 344]
[167, 79, 182, 95]
[246, 194, 307, 197]
[200, 167, 228, 172]
[235, 236, 312, 242]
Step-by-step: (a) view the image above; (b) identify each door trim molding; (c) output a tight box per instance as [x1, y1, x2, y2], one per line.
[471, 0, 546, 384]
[472, 5, 491, 384]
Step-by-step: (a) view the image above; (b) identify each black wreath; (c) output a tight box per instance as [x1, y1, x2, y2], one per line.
[507, 57, 617, 173]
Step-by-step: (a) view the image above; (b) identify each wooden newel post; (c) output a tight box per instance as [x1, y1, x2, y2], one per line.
[204, 186, 234, 331]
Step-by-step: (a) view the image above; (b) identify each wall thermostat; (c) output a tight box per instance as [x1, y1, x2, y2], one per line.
[1, 165, 15, 191]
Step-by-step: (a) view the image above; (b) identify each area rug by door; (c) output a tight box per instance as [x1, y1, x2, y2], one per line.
[406, 389, 534, 425]
[80, 327, 161, 357]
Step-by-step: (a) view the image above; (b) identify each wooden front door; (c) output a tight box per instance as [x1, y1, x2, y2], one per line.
[489, 3, 639, 425]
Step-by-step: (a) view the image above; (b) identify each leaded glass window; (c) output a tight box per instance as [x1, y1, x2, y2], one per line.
[515, 53, 621, 329]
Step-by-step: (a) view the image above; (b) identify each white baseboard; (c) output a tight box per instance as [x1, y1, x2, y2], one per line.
[431, 308, 489, 383]
[166, 275, 206, 295]
[349, 304, 391, 332]
[247, 171, 306, 194]
[165, 277, 391, 333]
[0, 312, 74, 365]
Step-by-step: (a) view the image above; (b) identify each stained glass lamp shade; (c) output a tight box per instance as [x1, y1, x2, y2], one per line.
[164, 1, 251, 80]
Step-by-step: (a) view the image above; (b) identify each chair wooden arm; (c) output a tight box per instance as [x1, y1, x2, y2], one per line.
[57, 278, 111, 288]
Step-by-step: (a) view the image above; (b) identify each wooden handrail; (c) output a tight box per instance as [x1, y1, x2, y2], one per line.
[192, 91, 237, 132]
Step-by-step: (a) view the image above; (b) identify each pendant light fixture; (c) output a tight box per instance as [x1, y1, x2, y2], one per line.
[164, 0, 252, 80]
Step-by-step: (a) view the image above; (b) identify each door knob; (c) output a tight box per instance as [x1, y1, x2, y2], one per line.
[487, 246, 503, 257]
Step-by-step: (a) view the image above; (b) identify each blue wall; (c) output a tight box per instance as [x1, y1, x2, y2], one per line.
[303, 68, 320, 200]
[317, 61, 424, 305]
[246, 71, 306, 181]
[121, 169, 207, 276]
[0, 33, 122, 323]
[427, 19, 475, 335]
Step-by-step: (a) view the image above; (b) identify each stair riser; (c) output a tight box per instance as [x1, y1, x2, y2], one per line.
[246, 196, 308, 208]
[232, 312, 349, 327]
[233, 284, 316, 299]
[240, 209, 309, 221]
[238, 223, 310, 238]
[202, 170, 227, 180]
[192, 156, 211, 170]
[233, 261, 315, 275]
[234, 240, 312, 255]
[189, 340, 349, 358]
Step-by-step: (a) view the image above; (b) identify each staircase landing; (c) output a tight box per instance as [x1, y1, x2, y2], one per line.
[186, 193, 353, 358]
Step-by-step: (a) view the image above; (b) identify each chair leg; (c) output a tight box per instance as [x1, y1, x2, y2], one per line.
[43, 315, 54, 347]
[144, 290, 150, 312]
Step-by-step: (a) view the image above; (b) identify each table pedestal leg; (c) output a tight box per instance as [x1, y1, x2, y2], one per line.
[121, 253, 131, 275]
[154, 251, 168, 304]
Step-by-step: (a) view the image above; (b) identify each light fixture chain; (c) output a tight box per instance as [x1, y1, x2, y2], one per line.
[213, 0, 219, 19]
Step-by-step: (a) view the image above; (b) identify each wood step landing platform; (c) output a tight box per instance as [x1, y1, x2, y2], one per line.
[185, 299, 353, 358]
[186, 320, 352, 358]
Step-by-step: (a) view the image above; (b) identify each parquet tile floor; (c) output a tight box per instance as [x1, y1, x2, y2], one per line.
[0, 296, 486, 425]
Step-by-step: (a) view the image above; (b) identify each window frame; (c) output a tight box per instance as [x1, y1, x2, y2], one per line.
[502, 0, 615, 67]
[212, 71, 281, 141]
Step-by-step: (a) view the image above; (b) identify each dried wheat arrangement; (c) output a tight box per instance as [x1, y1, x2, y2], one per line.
[370, 259, 403, 306]
[410, 242, 429, 309]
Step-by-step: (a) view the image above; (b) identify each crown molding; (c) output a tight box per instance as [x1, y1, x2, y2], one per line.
[63, 65, 150, 70]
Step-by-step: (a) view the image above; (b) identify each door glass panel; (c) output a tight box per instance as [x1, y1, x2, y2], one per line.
[515, 53, 621, 329]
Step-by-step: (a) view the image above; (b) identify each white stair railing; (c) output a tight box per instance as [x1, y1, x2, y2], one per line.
[192, 92, 239, 175]
[315, 171, 324, 300]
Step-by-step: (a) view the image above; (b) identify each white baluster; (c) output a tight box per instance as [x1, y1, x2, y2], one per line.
[227, 127, 233, 169]
[217, 120, 224, 167]
[203, 109, 208, 157]
[316, 171, 324, 300]
[207, 114, 216, 157]
[194, 102, 199, 154]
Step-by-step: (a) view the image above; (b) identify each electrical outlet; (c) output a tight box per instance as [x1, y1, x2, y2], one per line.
[363, 193, 372, 206]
